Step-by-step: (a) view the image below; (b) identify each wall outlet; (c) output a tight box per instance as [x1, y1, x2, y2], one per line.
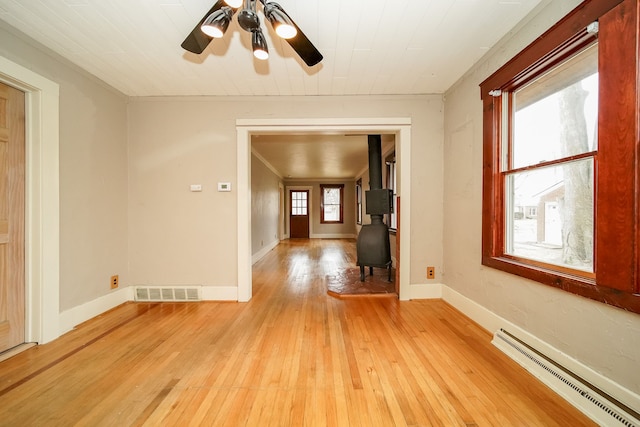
[110, 275, 119, 289]
[426, 267, 435, 279]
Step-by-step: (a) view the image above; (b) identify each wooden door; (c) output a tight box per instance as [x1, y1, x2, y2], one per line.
[0, 82, 25, 352]
[290, 190, 309, 238]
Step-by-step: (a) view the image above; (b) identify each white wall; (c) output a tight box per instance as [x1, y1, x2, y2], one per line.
[251, 153, 281, 257]
[0, 21, 129, 313]
[443, 0, 640, 397]
[127, 95, 444, 289]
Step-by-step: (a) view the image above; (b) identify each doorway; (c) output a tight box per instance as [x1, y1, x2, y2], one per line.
[236, 118, 412, 302]
[289, 190, 310, 238]
[0, 55, 60, 344]
[0, 82, 25, 352]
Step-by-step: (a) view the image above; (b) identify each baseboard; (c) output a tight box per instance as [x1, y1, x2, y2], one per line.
[441, 285, 640, 417]
[493, 329, 640, 426]
[58, 284, 239, 338]
[409, 283, 443, 299]
[58, 286, 133, 336]
[252, 240, 280, 264]
[201, 286, 238, 301]
[309, 233, 357, 239]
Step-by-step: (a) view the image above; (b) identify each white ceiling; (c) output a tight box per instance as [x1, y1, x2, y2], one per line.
[0, 0, 541, 97]
[0, 0, 541, 179]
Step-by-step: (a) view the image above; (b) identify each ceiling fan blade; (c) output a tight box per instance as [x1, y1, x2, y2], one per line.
[285, 21, 323, 67]
[181, 0, 226, 54]
[264, 2, 322, 66]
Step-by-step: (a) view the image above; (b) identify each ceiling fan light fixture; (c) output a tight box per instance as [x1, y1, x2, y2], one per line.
[223, 0, 243, 7]
[252, 29, 269, 60]
[201, 6, 233, 38]
[264, 2, 297, 39]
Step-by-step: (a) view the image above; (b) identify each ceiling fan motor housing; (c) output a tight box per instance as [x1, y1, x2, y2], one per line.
[238, 0, 260, 32]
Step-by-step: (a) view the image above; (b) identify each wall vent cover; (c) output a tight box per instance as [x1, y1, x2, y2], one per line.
[134, 286, 201, 302]
[493, 329, 639, 427]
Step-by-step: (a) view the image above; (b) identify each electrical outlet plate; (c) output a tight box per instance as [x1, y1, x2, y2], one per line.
[427, 267, 435, 279]
[110, 275, 119, 289]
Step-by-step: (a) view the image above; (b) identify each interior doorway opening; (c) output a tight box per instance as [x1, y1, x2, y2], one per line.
[0, 55, 60, 344]
[237, 118, 412, 302]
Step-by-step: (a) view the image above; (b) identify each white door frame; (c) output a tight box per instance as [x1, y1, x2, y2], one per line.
[236, 118, 412, 302]
[0, 56, 60, 344]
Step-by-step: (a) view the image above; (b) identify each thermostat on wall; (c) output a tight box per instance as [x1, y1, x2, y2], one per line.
[217, 182, 232, 192]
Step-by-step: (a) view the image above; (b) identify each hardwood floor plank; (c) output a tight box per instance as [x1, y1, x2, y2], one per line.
[0, 239, 595, 426]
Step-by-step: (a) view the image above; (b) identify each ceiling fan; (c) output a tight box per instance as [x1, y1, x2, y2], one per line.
[181, 0, 323, 67]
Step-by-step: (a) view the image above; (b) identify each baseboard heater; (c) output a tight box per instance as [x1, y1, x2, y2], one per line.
[134, 286, 201, 302]
[492, 329, 640, 427]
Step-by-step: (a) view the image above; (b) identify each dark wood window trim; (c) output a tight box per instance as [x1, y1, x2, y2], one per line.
[356, 179, 363, 225]
[480, 0, 640, 313]
[385, 152, 397, 232]
[320, 184, 344, 224]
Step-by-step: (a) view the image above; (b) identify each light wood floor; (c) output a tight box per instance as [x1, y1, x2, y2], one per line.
[0, 239, 594, 426]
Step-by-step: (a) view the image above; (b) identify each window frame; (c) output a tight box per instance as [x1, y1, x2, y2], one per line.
[480, 0, 640, 313]
[320, 184, 344, 224]
[356, 179, 363, 225]
[385, 152, 397, 231]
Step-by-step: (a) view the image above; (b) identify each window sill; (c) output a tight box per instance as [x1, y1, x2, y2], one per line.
[482, 255, 640, 314]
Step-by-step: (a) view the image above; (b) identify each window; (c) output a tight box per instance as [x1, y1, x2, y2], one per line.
[291, 191, 308, 216]
[506, 44, 598, 275]
[386, 153, 397, 230]
[356, 179, 363, 225]
[480, 0, 640, 313]
[320, 184, 344, 223]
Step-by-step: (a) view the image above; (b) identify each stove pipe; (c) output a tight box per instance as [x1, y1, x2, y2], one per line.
[356, 135, 392, 281]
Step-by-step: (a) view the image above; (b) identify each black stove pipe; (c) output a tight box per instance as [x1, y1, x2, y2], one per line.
[368, 136, 383, 190]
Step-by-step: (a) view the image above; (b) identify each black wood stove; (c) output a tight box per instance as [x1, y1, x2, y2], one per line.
[356, 135, 392, 281]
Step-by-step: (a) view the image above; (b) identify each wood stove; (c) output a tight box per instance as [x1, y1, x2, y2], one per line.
[356, 135, 392, 281]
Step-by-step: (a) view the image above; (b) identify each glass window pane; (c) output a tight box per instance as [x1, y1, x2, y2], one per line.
[512, 44, 598, 169]
[324, 188, 340, 204]
[505, 158, 594, 272]
[324, 205, 339, 222]
[291, 192, 308, 216]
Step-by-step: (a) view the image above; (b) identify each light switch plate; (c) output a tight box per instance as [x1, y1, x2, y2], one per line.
[217, 182, 231, 192]
[190, 184, 202, 192]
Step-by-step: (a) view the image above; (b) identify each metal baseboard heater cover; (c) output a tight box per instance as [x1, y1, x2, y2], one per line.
[134, 286, 201, 302]
[493, 329, 640, 427]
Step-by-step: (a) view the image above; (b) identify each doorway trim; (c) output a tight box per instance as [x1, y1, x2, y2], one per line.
[0, 56, 60, 344]
[237, 118, 411, 302]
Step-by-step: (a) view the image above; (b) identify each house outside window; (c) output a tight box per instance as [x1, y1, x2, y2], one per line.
[480, 0, 640, 313]
[320, 184, 344, 224]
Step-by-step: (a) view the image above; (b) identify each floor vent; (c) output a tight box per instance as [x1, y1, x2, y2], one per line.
[134, 286, 201, 302]
[493, 329, 640, 427]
